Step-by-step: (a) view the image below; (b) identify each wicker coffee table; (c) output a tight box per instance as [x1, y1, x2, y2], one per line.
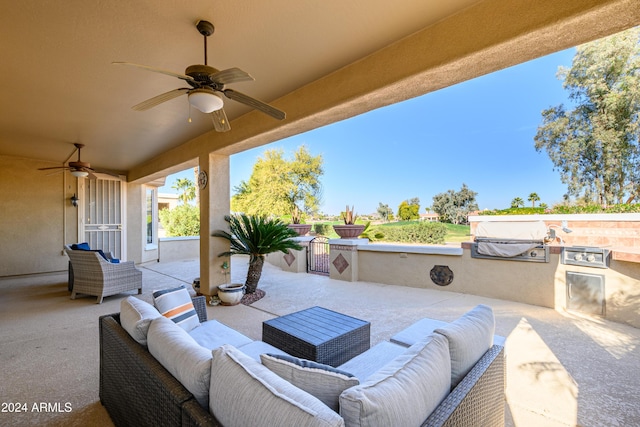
[262, 306, 370, 367]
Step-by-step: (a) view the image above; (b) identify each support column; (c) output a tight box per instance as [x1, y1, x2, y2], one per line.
[199, 153, 230, 297]
[328, 238, 367, 281]
[281, 236, 313, 273]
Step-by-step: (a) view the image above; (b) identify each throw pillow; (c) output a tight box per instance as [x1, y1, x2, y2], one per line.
[210, 345, 344, 427]
[261, 353, 359, 412]
[120, 296, 161, 346]
[339, 333, 451, 427]
[152, 286, 200, 332]
[434, 304, 495, 388]
[147, 316, 212, 408]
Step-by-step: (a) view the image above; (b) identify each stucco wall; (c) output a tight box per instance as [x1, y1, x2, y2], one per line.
[158, 237, 199, 262]
[0, 155, 78, 276]
[354, 243, 640, 329]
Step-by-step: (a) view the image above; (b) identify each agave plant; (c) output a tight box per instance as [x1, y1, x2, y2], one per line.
[212, 214, 302, 294]
[343, 205, 357, 225]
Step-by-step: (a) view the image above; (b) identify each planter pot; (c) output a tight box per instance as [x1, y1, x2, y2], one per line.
[192, 278, 202, 296]
[333, 224, 365, 239]
[288, 224, 312, 236]
[217, 283, 245, 306]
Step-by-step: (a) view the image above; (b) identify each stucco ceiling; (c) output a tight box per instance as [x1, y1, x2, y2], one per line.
[1, 0, 638, 180]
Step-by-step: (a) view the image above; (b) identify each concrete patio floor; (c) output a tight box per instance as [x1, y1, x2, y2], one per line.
[142, 256, 640, 427]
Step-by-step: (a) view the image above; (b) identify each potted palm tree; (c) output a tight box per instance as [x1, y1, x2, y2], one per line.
[333, 205, 365, 238]
[212, 214, 303, 295]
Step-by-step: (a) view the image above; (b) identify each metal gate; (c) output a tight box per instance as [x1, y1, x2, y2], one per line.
[308, 236, 330, 275]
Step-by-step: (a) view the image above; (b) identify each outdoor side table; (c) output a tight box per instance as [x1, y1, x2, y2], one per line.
[262, 306, 371, 367]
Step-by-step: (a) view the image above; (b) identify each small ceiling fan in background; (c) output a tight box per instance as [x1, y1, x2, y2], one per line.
[38, 143, 120, 179]
[113, 20, 286, 132]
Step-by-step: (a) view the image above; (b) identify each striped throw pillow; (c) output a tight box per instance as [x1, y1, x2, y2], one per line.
[152, 286, 200, 332]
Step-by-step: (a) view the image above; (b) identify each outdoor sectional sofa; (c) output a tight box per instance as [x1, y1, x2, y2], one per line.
[99, 291, 505, 427]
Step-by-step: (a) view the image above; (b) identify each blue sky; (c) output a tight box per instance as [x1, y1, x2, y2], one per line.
[161, 47, 576, 215]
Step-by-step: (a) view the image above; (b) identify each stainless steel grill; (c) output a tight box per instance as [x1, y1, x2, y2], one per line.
[471, 221, 550, 263]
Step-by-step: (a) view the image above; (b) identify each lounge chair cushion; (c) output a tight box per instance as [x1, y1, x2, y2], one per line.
[152, 285, 200, 332]
[210, 344, 344, 427]
[261, 353, 359, 412]
[339, 333, 451, 427]
[120, 296, 161, 346]
[147, 316, 212, 408]
[434, 304, 495, 388]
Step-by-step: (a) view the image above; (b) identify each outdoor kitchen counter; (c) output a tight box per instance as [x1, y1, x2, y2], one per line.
[610, 247, 640, 263]
[462, 241, 640, 263]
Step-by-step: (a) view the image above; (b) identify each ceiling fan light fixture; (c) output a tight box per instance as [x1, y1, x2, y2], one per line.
[188, 89, 223, 113]
[71, 170, 89, 178]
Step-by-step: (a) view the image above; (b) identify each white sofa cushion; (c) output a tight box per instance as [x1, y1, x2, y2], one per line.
[120, 296, 161, 346]
[434, 304, 495, 388]
[261, 353, 359, 412]
[339, 334, 451, 427]
[147, 316, 212, 408]
[152, 285, 200, 332]
[337, 341, 407, 383]
[210, 344, 344, 427]
[188, 319, 253, 350]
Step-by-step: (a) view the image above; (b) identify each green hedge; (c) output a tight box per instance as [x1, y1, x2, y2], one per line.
[313, 223, 332, 236]
[479, 204, 640, 215]
[379, 221, 447, 244]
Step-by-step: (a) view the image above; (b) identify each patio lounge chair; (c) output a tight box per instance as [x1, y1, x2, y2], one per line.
[64, 245, 142, 303]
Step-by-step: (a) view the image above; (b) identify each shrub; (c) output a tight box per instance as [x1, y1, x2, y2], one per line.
[313, 223, 331, 236]
[479, 203, 640, 216]
[380, 221, 447, 244]
[159, 204, 200, 236]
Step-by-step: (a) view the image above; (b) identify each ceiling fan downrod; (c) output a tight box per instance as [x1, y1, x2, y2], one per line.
[196, 20, 215, 66]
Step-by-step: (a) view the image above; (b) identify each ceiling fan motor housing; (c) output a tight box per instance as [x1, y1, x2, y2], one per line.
[185, 64, 220, 83]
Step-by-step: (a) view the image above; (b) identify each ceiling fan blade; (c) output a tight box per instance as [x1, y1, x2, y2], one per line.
[223, 89, 286, 120]
[92, 168, 123, 178]
[210, 68, 254, 85]
[38, 166, 69, 171]
[85, 170, 98, 180]
[113, 62, 195, 82]
[132, 88, 190, 111]
[211, 109, 231, 132]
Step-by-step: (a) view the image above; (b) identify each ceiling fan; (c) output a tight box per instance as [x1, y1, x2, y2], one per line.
[38, 143, 120, 179]
[113, 20, 286, 132]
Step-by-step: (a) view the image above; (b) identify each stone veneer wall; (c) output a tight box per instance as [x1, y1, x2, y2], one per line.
[469, 214, 640, 249]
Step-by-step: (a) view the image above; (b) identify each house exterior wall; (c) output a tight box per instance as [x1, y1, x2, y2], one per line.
[0, 155, 78, 276]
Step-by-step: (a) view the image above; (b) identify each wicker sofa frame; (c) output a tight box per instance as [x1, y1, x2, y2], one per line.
[65, 246, 142, 303]
[99, 296, 505, 427]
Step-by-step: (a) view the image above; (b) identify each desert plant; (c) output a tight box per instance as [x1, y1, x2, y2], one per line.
[212, 214, 302, 294]
[291, 205, 302, 224]
[360, 221, 384, 241]
[343, 205, 357, 225]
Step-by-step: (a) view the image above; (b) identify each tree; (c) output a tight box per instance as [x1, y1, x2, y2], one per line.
[172, 178, 196, 204]
[232, 146, 323, 218]
[159, 204, 200, 236]
[397, 198, 420, 221]
[534, 28, 640, 206]
[377, 203, 394, 222]
[511, 197, 525, 208]
[528, 192, 541, 207]
[431, 184, 478, 224]
[212, 214, 302, 294]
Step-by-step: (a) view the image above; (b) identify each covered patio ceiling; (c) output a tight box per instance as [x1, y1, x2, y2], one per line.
[1, 0, 638, 182]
